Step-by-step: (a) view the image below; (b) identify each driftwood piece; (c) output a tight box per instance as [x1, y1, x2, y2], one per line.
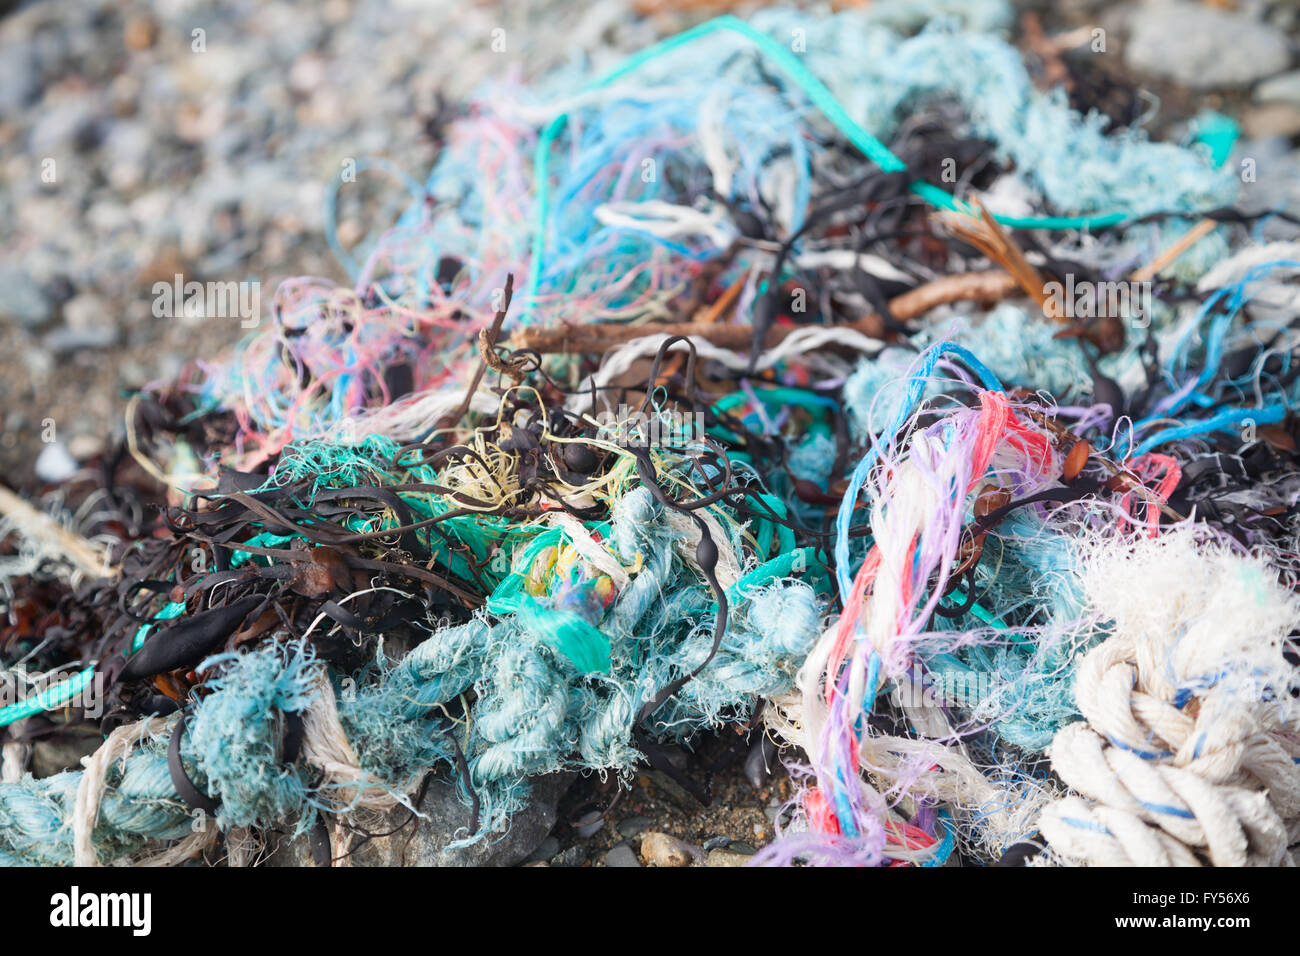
[511, 270, 1018, 355]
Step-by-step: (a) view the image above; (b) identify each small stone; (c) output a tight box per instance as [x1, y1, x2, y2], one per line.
[124, 15, 158, 52]
[605, 843, 641, 868]
[572, 809, 605, 839]
[61, 294, 107, 331]
[705, 849, 751, 867]
[30, 97, 101, 155]
[551, 845, 588, 868]
[644, 769, 697, 809]
[639, 831, 703, 867]
[0, 43, 40, 114]
[616, 814, 653, 839]
[29, 729, 101, 778]
[67, 434, 104, 461]
[289, 53, 330, 95]
[0, 268, 52, 328]
[35, 442, 78, 484]
[1124, 1, 1290, 89]
[745, 735, 777, 790]
[702, 835, 732, 851]
[524, 836, 559, 864]
[42, 324, 117, 354]
[21, 346, 52, 382]
[1256, 71, 1300, 108]
[1241, 105, 1300, 140]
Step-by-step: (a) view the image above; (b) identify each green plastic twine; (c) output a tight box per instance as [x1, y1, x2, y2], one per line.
[0, 532, 298, 728]
[522, 14, 1174, 321]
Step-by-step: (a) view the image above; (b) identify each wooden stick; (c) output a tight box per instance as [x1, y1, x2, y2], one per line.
[1129, 218, 1217, 283]
[936, 200, 1054, 316]
[511, 269, 1018, 354]
[656, 272, 747, 386]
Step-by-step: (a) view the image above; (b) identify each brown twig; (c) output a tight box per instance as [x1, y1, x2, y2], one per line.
[477, 274, 526, 385]
[511, 269, 1018, 354]
[1129, 218, 1218, 283]
[656, 272, 747, 386]
[935, 200, 1055, 317]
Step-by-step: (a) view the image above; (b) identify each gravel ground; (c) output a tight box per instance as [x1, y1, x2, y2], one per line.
[0, 0, 662, 478]
[540, 730, 795, 866]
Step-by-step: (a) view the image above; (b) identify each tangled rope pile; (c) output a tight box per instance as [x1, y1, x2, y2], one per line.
[2, 1, 1298, 868]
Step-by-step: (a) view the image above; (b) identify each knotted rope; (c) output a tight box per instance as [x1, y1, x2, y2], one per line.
[1038, 531, 1300, 866]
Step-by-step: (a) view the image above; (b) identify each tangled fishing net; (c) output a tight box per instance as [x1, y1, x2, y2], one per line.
[2, 1, 1299, 868]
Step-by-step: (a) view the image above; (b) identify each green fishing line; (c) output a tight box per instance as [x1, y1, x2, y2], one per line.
[522, 15, 1196, 322]
[0, 532, 297, 728]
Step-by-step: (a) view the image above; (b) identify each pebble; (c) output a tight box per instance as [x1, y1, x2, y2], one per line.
[1124, 2, 1291, 90]
[0, 42, 40, 114]
[20, 346, 53, 382]
[639, 831, 704, 867]
[123, 15, 157, 52]
[643, 769, 696, 808]
[616, 814, 653, 838]
[705, 849, 751, 868]
[0, 266, 52, 327]
[34, 442, 78, 484]
[572, 809, 606, 839]
[42, 324, 117, 354]
[1241, 105, 1300, 140]
[744, 735, 777, 789]
[67, 434, 104, 460]
[61, 293, 106, 331]
[28, 729, 102, 778]
[604, 844, 641, 868]
[43, 288, 115, 353]
[1255, 71, 1300, 108]
[551, 845, 588, 868]
[524, 835, 560, 864]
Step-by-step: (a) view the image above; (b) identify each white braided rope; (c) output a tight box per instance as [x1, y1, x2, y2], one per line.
[1038, 530, 1300, 867]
